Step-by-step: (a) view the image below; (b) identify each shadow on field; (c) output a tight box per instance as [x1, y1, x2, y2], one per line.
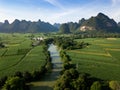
[40, 70, 61, 81]
[30, 86, 53, 90]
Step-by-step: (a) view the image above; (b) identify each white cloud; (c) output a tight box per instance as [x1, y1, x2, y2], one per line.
[111, 0, 120, 5]
[106, 7, 120, 22]
[0, 9, 14, 23]
[0, 0, 120, 24]
[44, 0, 64, 9]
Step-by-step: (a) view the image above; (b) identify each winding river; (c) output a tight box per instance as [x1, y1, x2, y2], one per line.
[30, 44, 62, 90]
[48, 44, 62, 70]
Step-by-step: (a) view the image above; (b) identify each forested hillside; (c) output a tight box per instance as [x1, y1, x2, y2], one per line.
[59, 13, 120, 33]
[0, 20, 58, 33]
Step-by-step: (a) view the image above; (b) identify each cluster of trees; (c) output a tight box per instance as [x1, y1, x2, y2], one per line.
[54, 68, 106, 90]
[0, 42, 5, 48]
[2, 76, 27, 90]
[0, 40, 53, 90]
[60, 50, 71, 63]
[54, 37, 89, 50]
[0, 65, 47, 90]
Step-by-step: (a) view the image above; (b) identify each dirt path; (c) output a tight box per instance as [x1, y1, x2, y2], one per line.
[30, 44, 62, 90]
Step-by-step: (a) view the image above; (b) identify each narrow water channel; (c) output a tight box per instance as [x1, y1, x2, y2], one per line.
[30, 44, 62, 90]
[48, 44, 62, 71]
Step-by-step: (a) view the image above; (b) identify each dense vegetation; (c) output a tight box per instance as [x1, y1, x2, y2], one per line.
[54, 37, 89, 50]
[2, 76, 27, 90]
[53, 37, 120, 90]
[0, 42, 5, 48]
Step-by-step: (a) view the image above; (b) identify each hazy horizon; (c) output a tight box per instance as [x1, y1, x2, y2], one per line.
[0, 0, 120, 24]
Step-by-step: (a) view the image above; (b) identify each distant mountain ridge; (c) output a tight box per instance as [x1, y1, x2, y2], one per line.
[80, 13, 118, 32]
[1, 13, 120, 33]
[53, 23, 61, 29]
[0, 19, 58, 33]
[59, 13, 120, 33]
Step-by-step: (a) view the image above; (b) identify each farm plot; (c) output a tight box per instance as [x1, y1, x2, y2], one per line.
[0, 45, 46, 77]
[10, 45, 46, 72]
[0, 55, 24, 71]
[0, 48, 7, 56]
[0, 33, 46, 78]
[67, 38, 120, 81]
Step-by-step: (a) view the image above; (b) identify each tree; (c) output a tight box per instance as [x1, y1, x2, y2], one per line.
[14, 71, 23, 78]
[69, 68, 79, 79]
[0, 76, 7, 87]
[2, 77, 26, 90]
[0, 42, 5, 48]
[72, 77, 86, 90]
[32, 70, 41, 80]
[23, 71, 32, 82]
[45, 62, 53, 72]
[109, 81, 120, 90]
[90, 81, 102, 90]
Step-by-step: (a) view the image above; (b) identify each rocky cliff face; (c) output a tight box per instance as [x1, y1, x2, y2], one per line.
[80, 26, 95, 31]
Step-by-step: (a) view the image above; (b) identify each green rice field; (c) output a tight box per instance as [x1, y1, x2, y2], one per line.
[67, 38, 120, 81]
[0, 33, 120, 81]
[0, 33, 46, 77]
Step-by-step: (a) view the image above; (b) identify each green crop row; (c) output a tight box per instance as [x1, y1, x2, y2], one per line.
[67, 38, 120, 81]
[0, 33, 46, 78]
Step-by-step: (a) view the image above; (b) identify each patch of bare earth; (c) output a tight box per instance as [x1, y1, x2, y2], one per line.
[107, 38, 117, 40]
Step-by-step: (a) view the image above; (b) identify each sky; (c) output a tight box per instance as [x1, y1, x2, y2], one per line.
[0, 0, 120, 24]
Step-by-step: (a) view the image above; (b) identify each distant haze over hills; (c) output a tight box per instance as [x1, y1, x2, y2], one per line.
[53, 23, 61, 29]
[0, 19, 58, 33]
[0, 13, 120, 33]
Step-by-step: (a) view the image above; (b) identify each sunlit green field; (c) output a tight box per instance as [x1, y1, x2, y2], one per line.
[67, 38, 120, 81]
[1, 33, 120, 81]
[0, 33, 46, 77]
